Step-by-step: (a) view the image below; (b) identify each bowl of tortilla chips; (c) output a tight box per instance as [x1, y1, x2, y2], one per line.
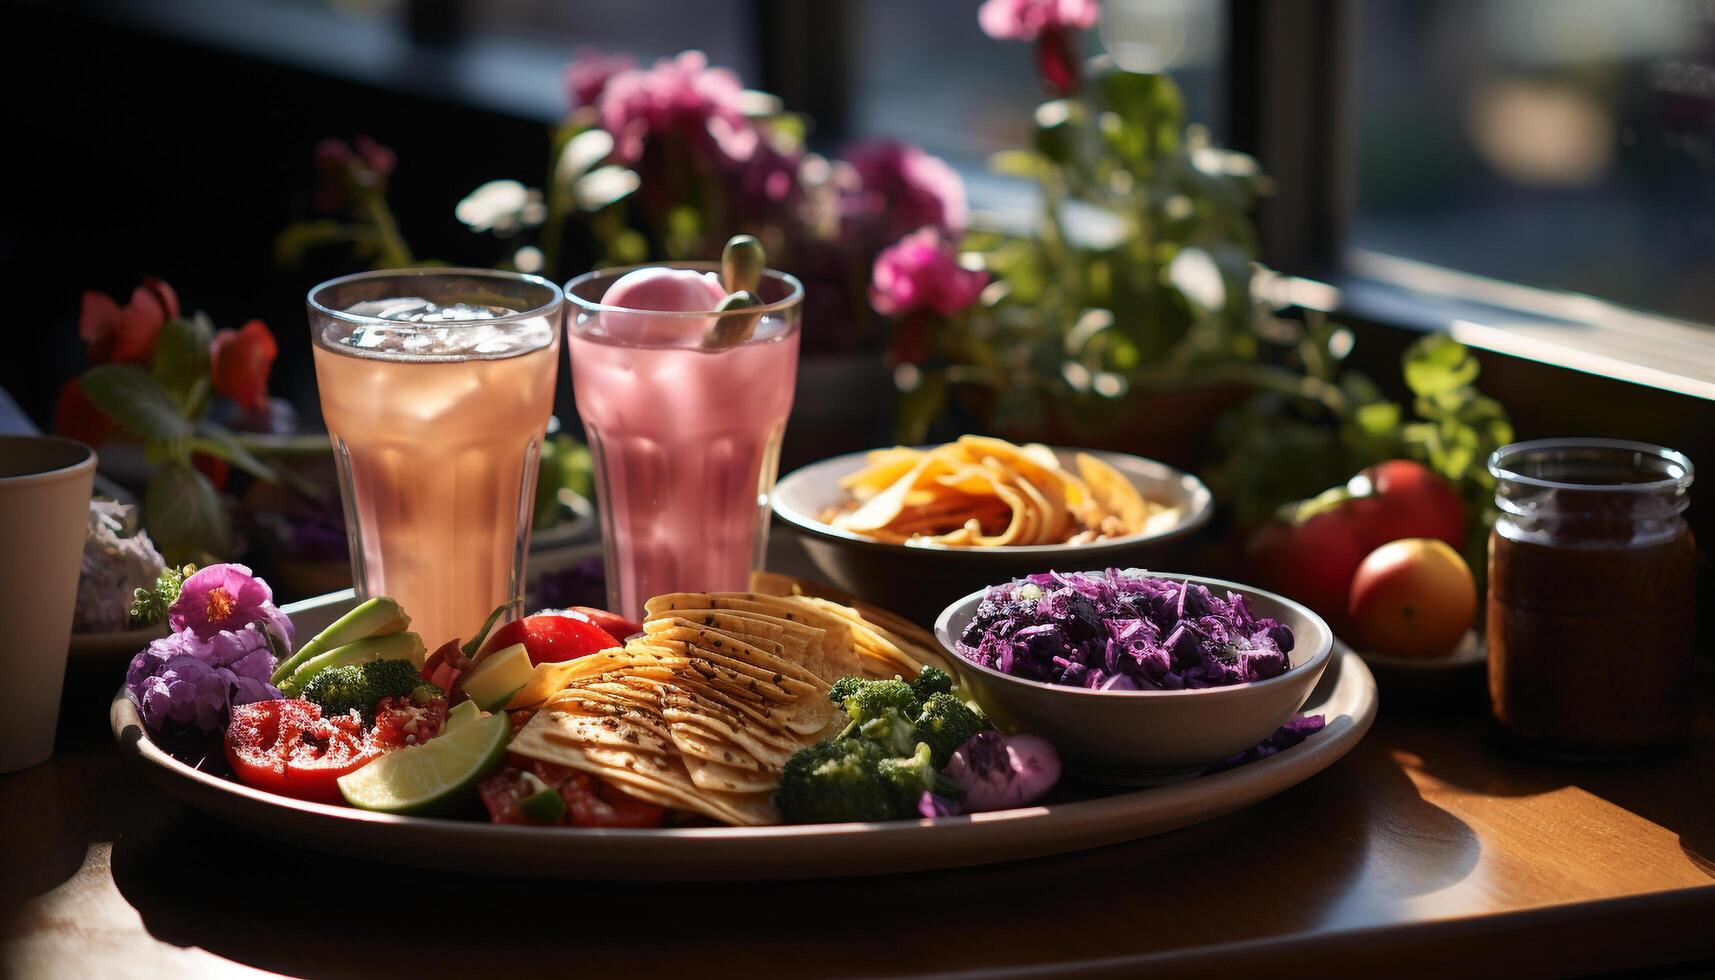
[772, 437, 1213, 623]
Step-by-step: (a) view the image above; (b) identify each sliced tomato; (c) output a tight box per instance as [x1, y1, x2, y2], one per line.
[567, 606, 644, 641]
[225, 699, 377, 803]
[369, 695, 449, 751]
[480, 612, 619, 667]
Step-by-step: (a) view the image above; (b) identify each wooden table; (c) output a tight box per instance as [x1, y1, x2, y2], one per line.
[4, 542, 1713, 978]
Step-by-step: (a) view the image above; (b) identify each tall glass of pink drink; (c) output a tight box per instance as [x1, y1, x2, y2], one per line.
[308, 269, 563, 648]
[564, 263, 802, 621]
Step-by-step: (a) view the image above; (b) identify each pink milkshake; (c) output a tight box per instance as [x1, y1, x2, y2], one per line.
[565, 263, 802, 621]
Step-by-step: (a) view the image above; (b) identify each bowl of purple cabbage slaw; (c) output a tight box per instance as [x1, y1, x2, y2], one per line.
[934, 569, 1333, 782]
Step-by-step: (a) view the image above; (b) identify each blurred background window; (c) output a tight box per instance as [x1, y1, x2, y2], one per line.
[847, 0, 1226, 172]
[1352, 0, 1715, 326]
[461, 0, 757, 85]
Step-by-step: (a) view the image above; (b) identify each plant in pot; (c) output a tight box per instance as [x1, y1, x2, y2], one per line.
[867, 0, 1272, 462]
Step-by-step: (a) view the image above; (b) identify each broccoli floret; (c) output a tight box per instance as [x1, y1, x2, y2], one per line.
[878, 742, 938, 812]
[773, 738, 902, 823]
[410, 682, 444, 706]
[827, 675, 866, 706]
[909, 665, 955, 702]
[914, 692, 989, 767]
[845, 707, 920, 756]
[300, 659, 422, 721]
[842, 678, 920, 724]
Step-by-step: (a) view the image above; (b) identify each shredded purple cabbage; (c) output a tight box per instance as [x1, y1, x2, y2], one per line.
[1205, 714, 1326, 773]
[956, 569, 1295, 691]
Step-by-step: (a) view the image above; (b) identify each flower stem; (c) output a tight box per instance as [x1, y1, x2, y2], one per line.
[360, 187, 414, 268]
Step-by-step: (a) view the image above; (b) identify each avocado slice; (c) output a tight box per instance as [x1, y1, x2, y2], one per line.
[271, 596, 410, 685]
[278, 630, 426, 697]
[460, 643, 532, 711]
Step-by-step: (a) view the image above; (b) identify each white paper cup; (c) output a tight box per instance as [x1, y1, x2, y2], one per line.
[0, 436, 96, 772]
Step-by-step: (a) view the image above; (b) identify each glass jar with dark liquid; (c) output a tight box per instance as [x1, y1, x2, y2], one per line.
[1488, 439, 1696, 758]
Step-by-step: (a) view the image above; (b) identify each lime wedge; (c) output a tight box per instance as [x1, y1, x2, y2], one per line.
[338, 712, 509, 814]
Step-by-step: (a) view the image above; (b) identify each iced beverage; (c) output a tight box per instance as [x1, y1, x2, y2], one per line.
[309, 270, 563, 648]
[566, 264, 801, 621]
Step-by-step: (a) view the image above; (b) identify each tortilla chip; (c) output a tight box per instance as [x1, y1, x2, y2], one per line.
[1076, 451, 1149, 534]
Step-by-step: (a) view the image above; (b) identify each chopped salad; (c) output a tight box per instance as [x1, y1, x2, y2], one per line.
[956, 569, 1296, 691]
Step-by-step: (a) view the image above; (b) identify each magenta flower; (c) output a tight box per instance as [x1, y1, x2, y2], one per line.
[168, 563, 293, 648]
[597, 50, 749, 164]
[565, 48, 636, 109]
[844, 141, 969, 241]
[869, 228, 989, 317]
[978, 0, 1099, 41]
[313, 135, 396, 213]
[126, 626, 280, 735]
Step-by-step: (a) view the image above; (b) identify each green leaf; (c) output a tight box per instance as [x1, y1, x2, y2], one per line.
[190, 421, 279, 482]
[1033, 100, 1077, 164]
[146, 461, 232, 564]
[1099, 70, 1184, 164]
[152, 314, 213, 407]
[988, 149, 1046, 178]
[1353, 400, 1402, 438]
[79, 364, 192, 442]
[1403, 335, 1479, 396]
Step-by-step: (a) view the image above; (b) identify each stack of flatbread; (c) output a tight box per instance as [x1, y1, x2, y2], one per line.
[506, 590, 940, 826]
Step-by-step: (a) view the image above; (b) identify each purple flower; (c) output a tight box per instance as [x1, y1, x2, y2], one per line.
[978, 0, 1099, 41]
[168, 563, 293, 649]
[843, 140, 969, 241]
[125, 626, 280, 735]
[597, 50, 749, 164]
[565, 47, 636, 108]
[869, 228, 989, 317]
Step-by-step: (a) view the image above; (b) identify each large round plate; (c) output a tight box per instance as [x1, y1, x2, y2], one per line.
[112, 650, 1375, 881]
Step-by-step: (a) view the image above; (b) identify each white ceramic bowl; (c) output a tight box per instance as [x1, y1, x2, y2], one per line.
[771, 447, 1214, 625]
[934, 573, 1334, 783]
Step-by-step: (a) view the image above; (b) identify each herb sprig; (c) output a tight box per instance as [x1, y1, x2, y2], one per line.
[129, 563, 198, 629]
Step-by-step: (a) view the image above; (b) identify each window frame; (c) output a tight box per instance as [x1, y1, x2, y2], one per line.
[1224, 0, 1715, 402]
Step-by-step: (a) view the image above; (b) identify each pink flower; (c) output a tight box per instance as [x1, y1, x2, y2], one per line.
[169, 563, 293, 648]
[565, 48, 636, 108]
[843, 141, 969, 240]
[597, 50, 749, 163]
[978, 0, 1099, 41]
[869, 228, 989, 318]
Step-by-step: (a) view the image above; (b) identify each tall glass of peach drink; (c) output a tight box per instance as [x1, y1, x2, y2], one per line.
[308, 269, 563, 648]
